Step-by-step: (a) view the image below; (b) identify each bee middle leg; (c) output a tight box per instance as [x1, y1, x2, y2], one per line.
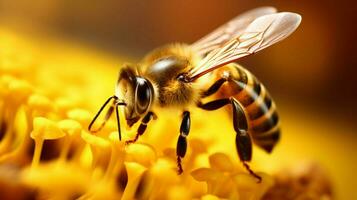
[125, 111, 156, 145]
[201, 77, 228, 98]
[176, 111, 190, 174]
[197, 98, 262, 182]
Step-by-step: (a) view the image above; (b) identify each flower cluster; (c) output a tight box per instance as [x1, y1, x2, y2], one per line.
[0, 29, 332, 200]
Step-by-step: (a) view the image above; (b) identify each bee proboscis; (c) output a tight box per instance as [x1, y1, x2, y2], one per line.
[88, 7, 301, 181]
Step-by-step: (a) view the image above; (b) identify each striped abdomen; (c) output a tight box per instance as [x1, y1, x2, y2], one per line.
[215, 64, 280, 153]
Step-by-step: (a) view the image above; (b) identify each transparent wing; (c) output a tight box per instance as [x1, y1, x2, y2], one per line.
[188, 12, 302, 81]
[191, 7, 277, 56]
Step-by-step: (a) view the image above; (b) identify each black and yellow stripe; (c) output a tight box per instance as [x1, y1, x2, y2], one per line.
[216, 64, 280, 153]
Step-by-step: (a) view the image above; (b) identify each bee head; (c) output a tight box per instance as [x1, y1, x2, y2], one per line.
[116, 65, 154, 127]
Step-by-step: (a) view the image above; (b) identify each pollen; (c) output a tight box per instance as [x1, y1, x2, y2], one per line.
[0, 29, 332, 200]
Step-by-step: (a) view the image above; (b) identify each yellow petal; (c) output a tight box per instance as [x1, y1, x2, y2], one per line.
[191, 168, 221, 182]
[57, 119, 82, 136]
[190, 138, 208, 154]
[201, 194, 220, 200]
[54, 97, 77, 116]
[86, 180, 121, 200]
[31, 117, 65, 140]
[209, 152, 234, 172]
[150, 158, 178, 183]
[121, 162, 147, 200]
[167, 185, 192, 200]
[0, 53, 35, 76]
[27, 94, 53, 113]
[8, 78, 33, 102]
[0, 75, 11, 97]
[67, 108, 92, 126]
[108, 131, 130, 143]
[125, 143, 157, 167]
[22, 162, 91, 198]
[232, 172, 274, 200]
[81, 131, 110, 149]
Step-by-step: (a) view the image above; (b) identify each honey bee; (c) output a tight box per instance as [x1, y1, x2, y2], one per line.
[88, 7, 301, 181]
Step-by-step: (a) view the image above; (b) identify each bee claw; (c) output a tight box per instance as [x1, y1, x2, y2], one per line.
[177, 156, 184, 175]
[177, 169, 183, 175]
[124, 139, 137, 145]
[243, 162, 262, 183]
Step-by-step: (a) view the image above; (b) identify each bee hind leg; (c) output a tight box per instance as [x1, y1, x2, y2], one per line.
[231, 98, 262, 182]
[125, 111, 156, 145]
[198, 97, 262, 182]
[176, 111, 190, 174]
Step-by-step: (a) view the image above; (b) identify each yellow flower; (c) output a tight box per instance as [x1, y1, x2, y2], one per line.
[0, 29, 333, 200]
[192, 153, 274, 199]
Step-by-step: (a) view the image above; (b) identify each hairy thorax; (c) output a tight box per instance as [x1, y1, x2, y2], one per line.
[139, 43, 201, 108]
[158, 80, 197, 107]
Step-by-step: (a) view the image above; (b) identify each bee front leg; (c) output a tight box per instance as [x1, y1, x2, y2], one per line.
[125, 112, 156, 145]
[198, 98, 262, 182]
[176, 111, 190, 174]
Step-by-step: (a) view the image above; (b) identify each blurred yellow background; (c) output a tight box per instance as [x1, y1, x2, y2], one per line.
[0, 0, 356, 199]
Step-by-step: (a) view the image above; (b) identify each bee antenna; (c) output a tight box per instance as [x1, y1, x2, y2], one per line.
[88, 95, 117, 134]
[115, 101, 126, 141]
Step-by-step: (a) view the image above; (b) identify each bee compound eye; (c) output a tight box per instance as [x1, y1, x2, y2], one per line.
[135, 78, 152, 114]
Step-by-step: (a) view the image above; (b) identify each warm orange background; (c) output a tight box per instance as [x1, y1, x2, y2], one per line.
[0, 1, 356, 199]
[1, 1, 356, 114]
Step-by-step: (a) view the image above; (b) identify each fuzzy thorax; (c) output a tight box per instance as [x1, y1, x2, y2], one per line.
[139, 43, 203, 108]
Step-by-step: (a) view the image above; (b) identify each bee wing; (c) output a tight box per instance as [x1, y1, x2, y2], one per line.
[191, 7, 277, 56]
[188, 12, 301, 81]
